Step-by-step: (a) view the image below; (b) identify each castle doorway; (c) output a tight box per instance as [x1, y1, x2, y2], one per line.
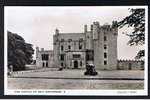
[74, 60, 78, 69]
[42, 62, 45, 67]
[46, 62, 48, 67]
[129, 63, 132, 70]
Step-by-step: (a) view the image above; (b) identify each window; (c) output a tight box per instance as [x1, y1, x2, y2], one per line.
[60, 54, 64, 61]
[104, 60, 107, 65]
[104, 52, 107, 58]
[73, 54, 81, 58]
[80, 61, 82, 66]
[129, 63, 132, 70]
[61, 45, 63, 51]
[104, 36, 107, 41]
[42, 54, 49, 60]
[46, 62, 48, 67]
[42, 62, 45, 67]
[79, 45, 82, 49]
[68, 45, 71, 50]
[104, 44, 107, 49]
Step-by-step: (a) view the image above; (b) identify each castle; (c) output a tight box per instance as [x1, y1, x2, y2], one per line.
[36, 21, 144, 70]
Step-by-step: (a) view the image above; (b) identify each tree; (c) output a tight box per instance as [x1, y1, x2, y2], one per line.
[117, 8, 145, 59]
[8, 31, 34, 71]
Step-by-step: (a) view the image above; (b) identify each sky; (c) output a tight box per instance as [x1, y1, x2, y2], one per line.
[5, 6, 144, 60]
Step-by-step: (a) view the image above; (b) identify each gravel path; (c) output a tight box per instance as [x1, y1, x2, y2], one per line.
[10, 69, 144, 79]
[7, 69, 144, 90]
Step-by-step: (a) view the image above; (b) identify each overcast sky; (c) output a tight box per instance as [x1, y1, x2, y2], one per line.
[5, 6, 144, 60]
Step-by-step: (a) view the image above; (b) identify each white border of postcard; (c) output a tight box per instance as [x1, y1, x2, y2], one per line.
[4, 6, 148, 96]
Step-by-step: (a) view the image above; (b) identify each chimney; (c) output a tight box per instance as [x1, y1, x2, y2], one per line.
[55, 28, 59, 35]
[84, 25, 87, 33]
[36, 47, 39, 52]
[91, 24, 93, 32]
[41, 48, 44, 51]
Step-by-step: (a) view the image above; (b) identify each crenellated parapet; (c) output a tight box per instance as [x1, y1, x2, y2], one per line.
[118, 59, 144, 62]
[117, 59, 144, 70]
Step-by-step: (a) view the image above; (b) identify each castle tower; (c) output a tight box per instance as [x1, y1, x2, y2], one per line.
[92, 21, 118, 70]
[53, 28, 60, 68]
[84, 24, 94, 65]
[85, 25, 93, 50]
[92, 22, 101, 69]
[93, 21, 99, 40]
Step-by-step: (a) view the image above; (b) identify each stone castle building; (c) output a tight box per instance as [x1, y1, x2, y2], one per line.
[36, 48, 54, 68]
[36, 21, 144, 70]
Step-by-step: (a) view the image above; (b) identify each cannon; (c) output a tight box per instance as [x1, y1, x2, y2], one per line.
[84, 63, 98, 76]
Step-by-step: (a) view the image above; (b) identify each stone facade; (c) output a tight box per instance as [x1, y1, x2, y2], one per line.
[36, 47, 54, 68]
[117, 60, 144, 70]
[36, 21, 144, 70]
[53, 21, 118, 70]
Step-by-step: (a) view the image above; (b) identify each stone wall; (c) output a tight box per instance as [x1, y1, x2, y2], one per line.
[36, 21, 144, 71]
[93, 22, 118, 70]
[117, 60, 144, 70]
[53, 29, 86, 69]
[36, 47, 54, 68]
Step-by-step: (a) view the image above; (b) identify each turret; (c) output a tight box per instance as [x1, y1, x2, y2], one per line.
[112, 21, 118, 28]
[93, 21, 100, 40]
[85, 24, 94, 50]
[41, 48, 44, 51]
[112, 21, 118, 36]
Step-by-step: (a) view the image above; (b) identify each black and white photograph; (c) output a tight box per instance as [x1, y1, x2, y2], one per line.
[4, 6, 148, 95]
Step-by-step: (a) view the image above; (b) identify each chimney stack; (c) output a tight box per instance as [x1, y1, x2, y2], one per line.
[84, 25, 87, 33]
[41, 48, 44, 51]
[55, 28, 59, 35]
